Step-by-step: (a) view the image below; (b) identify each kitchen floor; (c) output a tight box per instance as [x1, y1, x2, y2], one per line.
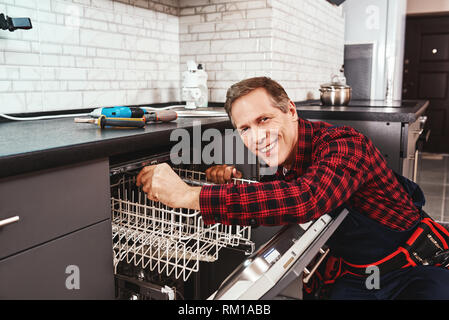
[416, 153, 449, 223]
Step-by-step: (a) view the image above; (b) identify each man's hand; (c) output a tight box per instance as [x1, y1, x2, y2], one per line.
[136, 163, 201, 210]
[205, 165, 243, 184]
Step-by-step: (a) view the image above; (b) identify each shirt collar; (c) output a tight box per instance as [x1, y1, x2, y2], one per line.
[277, 117, 314, 178]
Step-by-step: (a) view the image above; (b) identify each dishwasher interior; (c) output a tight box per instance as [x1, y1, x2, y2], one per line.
[109, 149, 261, 300]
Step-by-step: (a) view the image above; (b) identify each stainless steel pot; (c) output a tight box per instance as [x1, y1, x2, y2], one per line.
[319, 82, 352, 106]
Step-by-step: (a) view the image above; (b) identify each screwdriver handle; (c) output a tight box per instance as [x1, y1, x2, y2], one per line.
[99, 116, 146, 128]
[145, 110, 177, 123]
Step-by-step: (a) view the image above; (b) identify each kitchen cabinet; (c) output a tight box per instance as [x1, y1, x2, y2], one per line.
[0, 159, 114, 299]
[0, 220, 114, 299]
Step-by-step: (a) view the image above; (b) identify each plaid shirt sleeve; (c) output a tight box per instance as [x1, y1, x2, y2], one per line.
[199, 127, 373, 226]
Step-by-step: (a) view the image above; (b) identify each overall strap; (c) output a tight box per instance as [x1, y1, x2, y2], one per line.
[325, 172, 448, 282]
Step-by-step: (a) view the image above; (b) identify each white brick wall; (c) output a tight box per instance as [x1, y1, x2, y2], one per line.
[272, 0, 345, 101]
[0, 0, 344, 114]
[179, 0, 273, 102]
[0, 0, 180, 114]
[179, 0, 344, 102]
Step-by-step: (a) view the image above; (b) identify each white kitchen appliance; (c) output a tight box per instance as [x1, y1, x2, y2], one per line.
[182, 61, 208, 109]
[343, 0, 407, 101]
[208, 211, 347, 300]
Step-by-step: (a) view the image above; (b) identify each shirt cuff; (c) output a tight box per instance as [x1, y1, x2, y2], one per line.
[199, 184, 228, 225]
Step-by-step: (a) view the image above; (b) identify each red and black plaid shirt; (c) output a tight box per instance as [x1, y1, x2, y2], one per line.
[199, 117, 420, 231]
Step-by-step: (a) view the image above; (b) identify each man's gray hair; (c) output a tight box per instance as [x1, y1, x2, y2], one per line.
[224, 77, 291, 126]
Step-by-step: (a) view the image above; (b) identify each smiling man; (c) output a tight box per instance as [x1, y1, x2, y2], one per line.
[136, 77, 449, 300]
[228, 83, 299, 170]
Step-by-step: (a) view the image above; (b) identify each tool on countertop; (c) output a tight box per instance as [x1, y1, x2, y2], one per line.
[143, 109, 178, 123]
[90, 106, 178, 123]
[90, 106, 144, 118]
[75, 115, 146, 129]
[75, 107, 178, 129]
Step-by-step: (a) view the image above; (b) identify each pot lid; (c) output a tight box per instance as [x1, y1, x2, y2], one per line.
[320, 82, 351, 89]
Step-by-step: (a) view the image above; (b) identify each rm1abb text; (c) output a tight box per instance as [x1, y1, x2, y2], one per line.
[222, 304, 271, 315]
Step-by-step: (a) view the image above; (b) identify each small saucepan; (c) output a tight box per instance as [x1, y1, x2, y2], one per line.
[319, 80, 352, 106]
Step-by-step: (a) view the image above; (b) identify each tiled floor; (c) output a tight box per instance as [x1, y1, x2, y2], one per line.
[416, 153, 449, 223]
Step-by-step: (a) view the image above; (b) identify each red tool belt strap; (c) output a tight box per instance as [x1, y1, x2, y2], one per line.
[323, 218, 449, 284]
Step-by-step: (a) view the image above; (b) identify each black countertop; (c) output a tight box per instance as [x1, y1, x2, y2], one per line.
[295, 99, 429, 122]
[0, 112, 231, 179]
[0, 100, 429, 179]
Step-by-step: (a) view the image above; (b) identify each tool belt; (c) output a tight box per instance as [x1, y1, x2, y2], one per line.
[323, 216, 449, 284]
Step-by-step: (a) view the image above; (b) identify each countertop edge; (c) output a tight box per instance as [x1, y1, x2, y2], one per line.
[296, 100, 429, 123]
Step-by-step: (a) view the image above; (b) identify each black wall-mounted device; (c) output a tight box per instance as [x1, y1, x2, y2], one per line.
[326, 0, 346, 6]
[0, 13, 32, 32]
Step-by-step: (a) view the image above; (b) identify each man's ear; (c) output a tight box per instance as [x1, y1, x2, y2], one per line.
[288, 100, 298, 121]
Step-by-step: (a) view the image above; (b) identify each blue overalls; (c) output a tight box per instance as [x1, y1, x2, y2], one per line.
[325, 173, 449, 299]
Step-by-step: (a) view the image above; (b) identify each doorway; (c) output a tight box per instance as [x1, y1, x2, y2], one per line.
[403, 14, 449, 153]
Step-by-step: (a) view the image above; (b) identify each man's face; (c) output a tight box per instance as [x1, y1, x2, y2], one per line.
[231, 87, 299, 167]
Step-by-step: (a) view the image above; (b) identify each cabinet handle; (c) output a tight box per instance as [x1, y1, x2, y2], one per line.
[0, 216, 20, 228]
[413, 149, 419, 183]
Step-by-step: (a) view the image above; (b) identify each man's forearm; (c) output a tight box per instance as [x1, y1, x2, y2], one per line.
[186, 186, 202, 210]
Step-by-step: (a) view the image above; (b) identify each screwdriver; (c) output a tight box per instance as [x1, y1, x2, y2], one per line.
[144, 110, 177, 123]
[74, 110, 178, 129]
[75, 115, 146, 129]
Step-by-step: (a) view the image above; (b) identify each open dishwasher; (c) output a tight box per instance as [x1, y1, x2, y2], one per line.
[109, 152, 257, 300]
[108, 151, 348, 300]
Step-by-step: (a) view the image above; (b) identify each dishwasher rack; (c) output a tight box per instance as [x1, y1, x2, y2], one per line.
[111, 166, 256, 282]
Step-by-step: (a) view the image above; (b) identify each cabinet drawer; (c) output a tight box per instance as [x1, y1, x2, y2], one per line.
[0, 220, 114, 299]
[0, 159, 110, 259]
